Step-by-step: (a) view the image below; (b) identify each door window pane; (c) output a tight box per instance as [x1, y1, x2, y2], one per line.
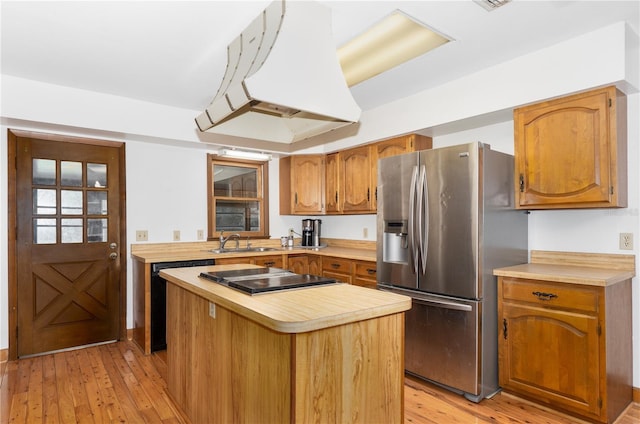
[33, 159, 56, 185]
[87, 163, 107, 188]
[87, 191, 107, 215]
[34, 218, 56, 244]
[61, 190, 83, 215]
[61, 218, 83, 243]
[33, 189, 57, 214]
[61, 161, 83, 186]
[87, 218, 108, 242]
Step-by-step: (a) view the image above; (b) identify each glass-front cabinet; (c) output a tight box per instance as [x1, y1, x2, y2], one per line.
[207, 155, 269, 240]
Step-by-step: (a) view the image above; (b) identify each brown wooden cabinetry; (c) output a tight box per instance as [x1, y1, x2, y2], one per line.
[322, 256, 353, 284]
[514, 85, 627, 209]
[288, 254, 322, 275]
[280, 134, 430, 216]
[216, 254, 283, 268]
[325, 152, 341, 214]
[279, 155, 325, 215]
[340, 145, 374, 213]
[353, 261, 377, 289]
[497, 274, 632, 423]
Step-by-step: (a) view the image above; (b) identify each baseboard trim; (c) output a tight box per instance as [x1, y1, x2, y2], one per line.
[0, 348, 8, 378]
[634, 386, 640, 403]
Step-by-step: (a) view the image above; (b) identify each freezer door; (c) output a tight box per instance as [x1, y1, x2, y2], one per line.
[419, 143, 480, 299]
[377, 152, 419, 290]
[380, 285, 484, 398]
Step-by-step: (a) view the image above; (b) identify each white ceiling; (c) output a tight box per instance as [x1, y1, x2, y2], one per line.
[1, 1, 639, 141]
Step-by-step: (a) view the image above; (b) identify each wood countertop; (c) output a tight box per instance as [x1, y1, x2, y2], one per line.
[131, 240, 376, 263]
[493, 250, 635, 287]
[160, 264, 410, 334]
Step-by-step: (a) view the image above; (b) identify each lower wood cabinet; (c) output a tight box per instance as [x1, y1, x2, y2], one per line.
[322, 257, 377, 289]
[353, 261, 377, 289]
[322, 256, 353, 284]
[216, 254, 283, 268]
[497, 276, 632, 423]
[287, 254, 321, 275]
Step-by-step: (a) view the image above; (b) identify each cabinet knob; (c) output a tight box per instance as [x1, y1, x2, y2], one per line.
[331, 263, 340, 269]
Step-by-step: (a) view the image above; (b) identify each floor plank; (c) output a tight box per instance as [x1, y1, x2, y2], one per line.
[0, 340, 638, 424]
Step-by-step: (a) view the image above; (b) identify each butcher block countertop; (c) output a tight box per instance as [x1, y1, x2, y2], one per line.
[493, 250, 635, 287]
[160, 264, 411, 334]
[131, 238, 376, 263]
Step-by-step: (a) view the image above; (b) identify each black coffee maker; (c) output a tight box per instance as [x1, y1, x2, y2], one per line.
[301, 219, 321, 246]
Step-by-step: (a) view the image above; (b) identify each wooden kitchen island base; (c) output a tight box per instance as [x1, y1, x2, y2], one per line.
[163, 265, 410, 424]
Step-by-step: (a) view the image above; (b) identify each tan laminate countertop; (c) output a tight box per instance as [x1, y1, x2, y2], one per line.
[160, 264, 410, 334]
[494, 263, 635, 287]
[132, 245, 376, 263]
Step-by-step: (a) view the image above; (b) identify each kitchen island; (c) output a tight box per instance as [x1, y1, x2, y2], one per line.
[160, 264, 411, 424]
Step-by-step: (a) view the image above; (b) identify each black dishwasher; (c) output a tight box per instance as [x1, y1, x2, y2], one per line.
[151, 259, 215, 352]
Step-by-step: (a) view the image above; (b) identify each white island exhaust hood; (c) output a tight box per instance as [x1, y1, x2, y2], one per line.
[195, 0, 361, 144]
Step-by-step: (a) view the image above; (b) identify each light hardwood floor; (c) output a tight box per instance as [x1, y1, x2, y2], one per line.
[1, 340, 639, 423]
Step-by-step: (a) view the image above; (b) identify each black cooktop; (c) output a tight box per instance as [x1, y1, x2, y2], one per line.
[199, 267, 337, 295]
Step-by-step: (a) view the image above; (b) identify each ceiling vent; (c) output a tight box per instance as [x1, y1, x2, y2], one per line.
[474, 0, 511, 11]
[195, 0, 361, 144]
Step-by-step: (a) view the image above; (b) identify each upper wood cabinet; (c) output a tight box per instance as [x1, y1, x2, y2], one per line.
[325, 152, 341, 214]
[514, 85, 627, 209]
[340, 145, 373, 213]
[340, 134, 432, 214]
[280, 134, 431, 215]
[279, 155, 325, 215]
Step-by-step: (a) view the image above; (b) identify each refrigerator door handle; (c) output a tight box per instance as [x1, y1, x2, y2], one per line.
[379, 285, 473, 312]
[419, 164, 428, 273]
[408, 166, 419, 274]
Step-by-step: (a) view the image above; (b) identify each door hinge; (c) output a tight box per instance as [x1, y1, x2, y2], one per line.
[610, 186, 614, 195]
[597, 324, 602, 336]
[294, 192, 298, 205]
[519, 174, 525, 192]
[598, 397, 603, 409]
[503, 318, 508, 339]
[609, 98, 612, 107]
[367, 188, 370, 201]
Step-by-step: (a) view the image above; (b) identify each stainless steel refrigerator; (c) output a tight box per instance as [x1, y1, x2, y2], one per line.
[377, 141, 528, 402]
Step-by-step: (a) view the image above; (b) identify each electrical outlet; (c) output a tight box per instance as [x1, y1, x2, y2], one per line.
[197, 229, 205, 240]
[173, 230, 180, 241]
[619, 233, 633, 250]
[135, 230, 148, 241]
[209, 302, 216, 318]
[363, 227, 368, 238]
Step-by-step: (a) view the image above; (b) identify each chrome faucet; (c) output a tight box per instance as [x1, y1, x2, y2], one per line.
[219, 230, 241, 250]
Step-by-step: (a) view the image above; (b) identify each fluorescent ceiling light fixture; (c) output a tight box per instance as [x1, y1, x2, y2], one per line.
[337, 10, 451, 87]
[218, 149, 272, 161]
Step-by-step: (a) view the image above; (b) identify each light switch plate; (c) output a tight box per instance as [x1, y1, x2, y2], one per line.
[135, 230, 148, 241]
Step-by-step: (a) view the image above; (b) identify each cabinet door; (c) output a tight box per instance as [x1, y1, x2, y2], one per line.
[308, 255, 322, 276]
[514, 86, 626, 209]
[340, 146, 373, 212]
[325, 153, 341, 213]
[291, 156, 325, 214]
[288, 255, 309, 274]
[500, 302, 601, 418]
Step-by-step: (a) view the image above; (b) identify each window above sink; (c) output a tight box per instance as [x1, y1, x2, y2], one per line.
[207, 155, 270, 241]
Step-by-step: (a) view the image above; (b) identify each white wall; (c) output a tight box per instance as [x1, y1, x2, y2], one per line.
[1, 21, 639, 386]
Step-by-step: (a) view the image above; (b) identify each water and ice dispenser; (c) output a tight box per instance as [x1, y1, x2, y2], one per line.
[383, 220, 408, 264]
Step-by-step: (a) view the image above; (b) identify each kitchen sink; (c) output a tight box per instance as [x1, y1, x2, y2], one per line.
[207, 247, 280, 254]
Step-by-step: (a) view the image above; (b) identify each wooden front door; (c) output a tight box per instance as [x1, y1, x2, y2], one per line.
[10, 130, 126, 357]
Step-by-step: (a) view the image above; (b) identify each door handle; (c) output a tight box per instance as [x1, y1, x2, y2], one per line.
[109, 252, 118, 260]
